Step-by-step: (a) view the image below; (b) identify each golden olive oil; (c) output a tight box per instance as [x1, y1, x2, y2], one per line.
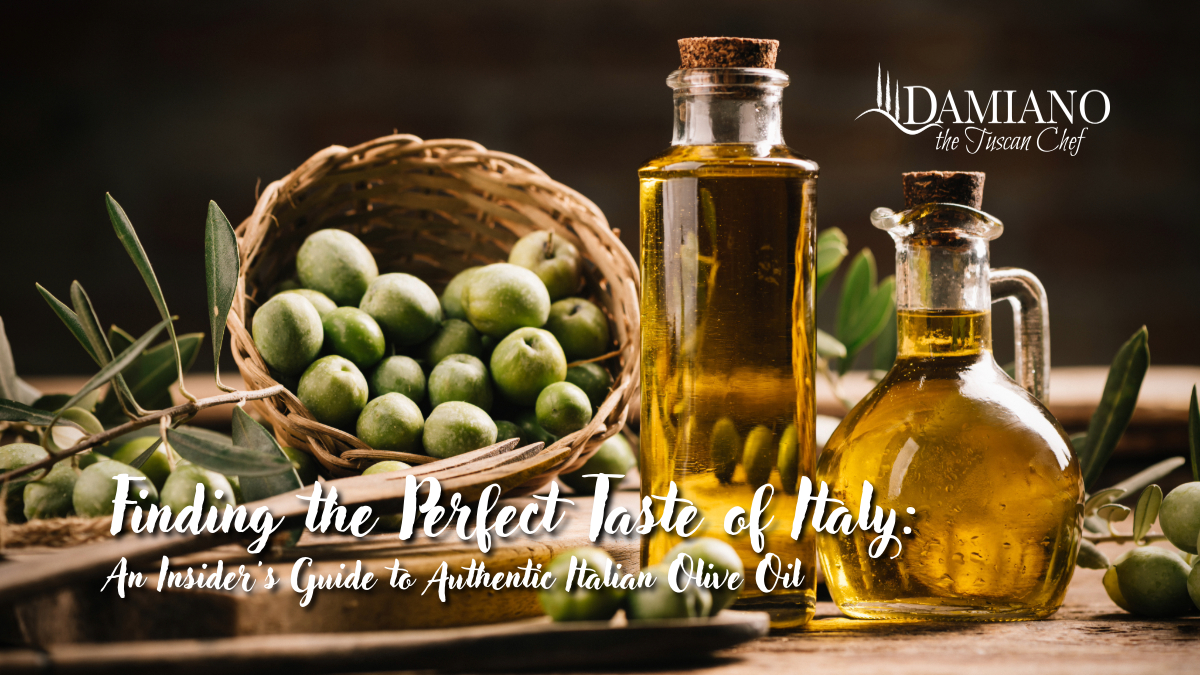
[817, 309, 1082, 620]
[639, 144, 818, 627]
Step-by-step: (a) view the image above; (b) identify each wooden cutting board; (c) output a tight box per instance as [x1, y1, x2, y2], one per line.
[5, 493, 640, 646]
[0, 611, 769, 675]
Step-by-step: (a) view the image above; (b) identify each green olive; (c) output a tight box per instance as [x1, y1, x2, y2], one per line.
[417, 319, 484, 369]
[1103, 562, 1131, 611]
[440, 267, 481, 321]
[777, 424, 799, 494]
[495, 420, 522, 444]
[710, 418, 739, 484]
[535, 382, 592, 437]
[1075, 539, 1110, 570]
[295, 228, 378, 306]
[23, 461, 78, 520]
[559, 434, 636, 495]
[1, 443, 51, 523]
[1159, 482, 1200, 555]
[512, 408, 558, 447]
[281, 446, 320, 485]
[361, 460, 412, 530]
[423, 402, 497, 459]
[363, 460, 412, 475]
[73, 460, 159, 518]
[741, 425, 776, 487]
[665, 537, 744, 614]
[537, 547, 625, 621]
[110, 437, 171, 491]
[226, 475, 243, 503]
[564, 363, 614, 409]
[160, 465, 236, 514]
[626, 564, 712, 621]
[1113, 547, 1194, 617]
[76, 450, 103, 469]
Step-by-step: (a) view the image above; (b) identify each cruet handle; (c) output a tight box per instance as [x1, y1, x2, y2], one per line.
[990, 268, 1050, 403]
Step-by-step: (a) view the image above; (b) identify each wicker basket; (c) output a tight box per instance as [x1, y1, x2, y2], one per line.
[227, 135, 640, 492]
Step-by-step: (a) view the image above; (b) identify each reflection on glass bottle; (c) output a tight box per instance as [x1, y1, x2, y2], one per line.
[817, 171, 1083, 621]
[639, 38, 818, 628]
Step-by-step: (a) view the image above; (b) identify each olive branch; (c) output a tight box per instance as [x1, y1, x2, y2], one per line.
[0, 196, 297, 494]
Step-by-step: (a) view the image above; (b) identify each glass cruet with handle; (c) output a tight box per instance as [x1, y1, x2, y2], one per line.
[816, 171, 1083, 621]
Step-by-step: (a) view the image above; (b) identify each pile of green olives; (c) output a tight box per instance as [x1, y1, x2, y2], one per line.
[254, 229, 616, 463]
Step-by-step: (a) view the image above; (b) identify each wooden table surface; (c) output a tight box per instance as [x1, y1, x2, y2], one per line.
[3, 496, 1198, 673]
[703, 565, 1198, 675]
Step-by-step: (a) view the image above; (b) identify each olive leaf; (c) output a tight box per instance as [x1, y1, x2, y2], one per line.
[1076, 539, 1110, 569]
[815, 227, 848, 298]
[1097, 503, 1131, 523]
[70, 282, 112, 364]
[1083, 515, 1107, 535]
[205, 201, 240, 392]
[94, 334, 203, 426]
[70, 281, 143, 417]
[35, 284, 101, 365]
[837, 249, 874, 334]
[816, 329, 847, 359]
[166, 426, 291, 476]
[128, 438, 163, 470]
[1070, 432, 1087, 456]
[231, 406, 301, 501]
[835, 249, 896, 375]
[1109, 457, 1186, 498]
[0, 399, 79, 427]
[48, 317, 172, 431]
[0, 317, 41, 407]
[1079, 326, 1150, 489]
[1132, 484, 1162, 543]
[1083, 487, 1126, 517]
[1074, 429, 1108, 534]
[108, 325, 135, 356]
[132, 334, 202, 408]
[106, 193, 194, 402]
[0, 316, 20, 403]
[1189, 385, 1199, 482]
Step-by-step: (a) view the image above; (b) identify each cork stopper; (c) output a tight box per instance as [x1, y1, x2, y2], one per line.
[678, 37, 779, 69]
[902, 171, 985, 209]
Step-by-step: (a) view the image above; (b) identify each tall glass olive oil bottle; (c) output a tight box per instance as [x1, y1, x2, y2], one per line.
[639, 37, 819, 628]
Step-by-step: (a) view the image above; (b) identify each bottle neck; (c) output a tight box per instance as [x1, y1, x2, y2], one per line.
[894, 234, 993, 359]
[898, 309, 992, 358]
[669, 68, 787, 146]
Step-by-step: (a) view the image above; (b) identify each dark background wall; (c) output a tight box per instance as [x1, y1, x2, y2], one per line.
[1, 1, 1196, 375]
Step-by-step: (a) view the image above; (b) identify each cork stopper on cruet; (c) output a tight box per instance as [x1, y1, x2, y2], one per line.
[678, 37, 779, 69]
[902, 171, 986, 210]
